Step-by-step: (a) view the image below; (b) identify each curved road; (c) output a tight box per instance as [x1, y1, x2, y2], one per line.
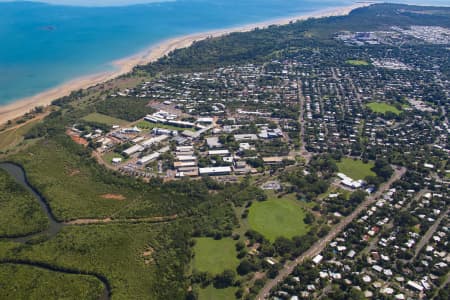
[256, 166, 406, 299]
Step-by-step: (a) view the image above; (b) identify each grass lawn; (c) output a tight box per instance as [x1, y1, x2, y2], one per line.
[0, 169, 48, 237]
[102, 151, 129, 166]
[346, 59, 370, 66]
[193, 238, 239, 275]
[198, 285, 237, 300]
[0, 263, 104, 300]
[366, 102, 401, 115]
[337, 158, 375, 180]
[82, 112, 129, 126]
[248, 198, 309, 242]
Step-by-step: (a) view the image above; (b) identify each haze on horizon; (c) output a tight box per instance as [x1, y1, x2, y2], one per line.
[0, 0, 175, 6]
[1, 0, 450, 7]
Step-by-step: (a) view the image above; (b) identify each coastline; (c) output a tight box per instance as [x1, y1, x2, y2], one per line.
[0, 2, 370, 125]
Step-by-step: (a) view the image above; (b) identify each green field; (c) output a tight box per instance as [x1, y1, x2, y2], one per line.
[248, 198, 309, 242]
[94, 97, 155, 122]
[82, 112, 129, 126]
[367, 102, 401, 115]
[0, 169, 48, 237]
[0, 119, 42, 150]
[346, 59, 370, 66]
[102, 151, 129, 166]
[0, 223, 188, 299]
[0, 263, 104, 300]
[193, 238, 239, 275]
[198, 285, 237, 300]
[337, 158, 375, 180]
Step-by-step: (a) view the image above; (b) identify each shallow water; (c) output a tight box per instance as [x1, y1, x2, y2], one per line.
[0, 0, 447, 105]
[0, 0, 352, 105]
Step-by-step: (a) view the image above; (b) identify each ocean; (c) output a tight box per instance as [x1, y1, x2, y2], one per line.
[0, 0, 446, 105]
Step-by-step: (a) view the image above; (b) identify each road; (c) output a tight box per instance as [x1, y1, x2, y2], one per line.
[256, 166, 406, 299]
[411, 207, 449, 261]
[291, 78, 312, 164]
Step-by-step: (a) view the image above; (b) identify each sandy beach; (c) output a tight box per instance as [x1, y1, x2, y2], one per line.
[0, 2, 370, 125]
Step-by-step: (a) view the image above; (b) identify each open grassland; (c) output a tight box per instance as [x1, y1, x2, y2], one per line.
[0, 223, 188, 299]
[367, 102, 401, 115]
[82, 112, 129, 126]
[193, 237, 239, 275]
[102, 151, 129, 166]
[0, 118, 41, 151]
[337, 158, 375, 180]
[346, 59, 370, 66]
[94, 97, 155, 122]
[0, 263, 104, 300]
[248, 198, 309, 242]
[0, 169, 48, 237]
[198, 285, 237, 300]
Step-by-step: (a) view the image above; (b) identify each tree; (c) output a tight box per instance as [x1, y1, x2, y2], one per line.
[394, 211, 419, 227]
[236, 241, 246, 251]
[349, 190, 367, 206]
[372, 158, 393, 180]
[267, 267, 278, 278]
[237, 259, 257, 275]
[213, 269, 236, 288]
[274, 236, 295, 256]
[304, 213, 315, 224]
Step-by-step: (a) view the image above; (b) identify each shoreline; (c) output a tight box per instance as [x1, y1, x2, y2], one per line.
[0, 2, 371, 125]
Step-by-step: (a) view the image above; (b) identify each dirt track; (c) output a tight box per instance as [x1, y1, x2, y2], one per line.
[64, 214, 178, 225]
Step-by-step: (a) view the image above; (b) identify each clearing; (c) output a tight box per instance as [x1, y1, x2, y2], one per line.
[366, 102, 401, 115]
[248, 198, 309, 242]
[82, 112, 129, 126]
[193, 237, 239, 275]
[0, 118, 42, 150]
[101, 194, 126, 201]
[337, 158, 375, 180]
[346, 59, 370, 66]
[198, 285, 237, 300]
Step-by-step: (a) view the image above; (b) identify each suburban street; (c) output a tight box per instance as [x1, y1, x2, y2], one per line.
[256, 166, 407, 299]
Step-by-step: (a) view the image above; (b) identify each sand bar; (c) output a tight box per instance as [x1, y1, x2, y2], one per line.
[0, 2, 371, 125]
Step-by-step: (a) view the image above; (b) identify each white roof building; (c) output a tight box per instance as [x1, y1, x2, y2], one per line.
[199, 166, 232, 176]
[141, 135, 169, 148]
[122, 144, 144, 156]
[137, 152, 160, 165]
[312, 255, 323, 264]
[208, 149, 230, 156]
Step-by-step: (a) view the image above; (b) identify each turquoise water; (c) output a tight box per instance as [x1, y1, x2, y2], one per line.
[0, 0, 355, 105]
[0, 0, 446, 105]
